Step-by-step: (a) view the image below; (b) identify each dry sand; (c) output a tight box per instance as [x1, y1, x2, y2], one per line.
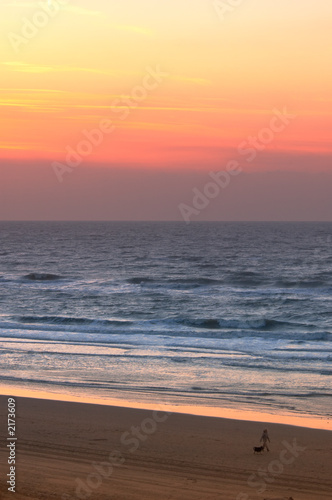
[0, 396, 331, 500]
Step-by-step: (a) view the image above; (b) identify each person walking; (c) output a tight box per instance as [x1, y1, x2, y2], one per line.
[260, 428, 270, 451]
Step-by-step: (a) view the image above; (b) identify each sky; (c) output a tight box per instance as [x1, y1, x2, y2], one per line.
[0, 0, 331, 220]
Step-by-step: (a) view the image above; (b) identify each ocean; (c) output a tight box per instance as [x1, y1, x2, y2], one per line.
[0, 221, 331, 421]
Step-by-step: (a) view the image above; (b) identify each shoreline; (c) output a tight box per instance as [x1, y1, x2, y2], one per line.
[0, 395, 332, 499]
[1, 385, 331, 432]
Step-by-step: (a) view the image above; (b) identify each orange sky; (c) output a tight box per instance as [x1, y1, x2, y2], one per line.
[1, 0, 331, 171]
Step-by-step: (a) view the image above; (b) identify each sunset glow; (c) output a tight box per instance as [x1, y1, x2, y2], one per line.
[1, 0, 331, 170]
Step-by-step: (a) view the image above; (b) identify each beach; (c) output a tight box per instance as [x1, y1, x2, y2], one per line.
[1, 0, 332, 495]
[0, 396, 331, 500]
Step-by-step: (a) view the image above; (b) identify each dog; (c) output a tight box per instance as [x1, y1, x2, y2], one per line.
[253, 445, 264, 454]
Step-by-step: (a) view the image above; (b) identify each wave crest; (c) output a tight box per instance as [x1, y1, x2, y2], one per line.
[23, 273, 62, 281]
[17, 315, 133, 327]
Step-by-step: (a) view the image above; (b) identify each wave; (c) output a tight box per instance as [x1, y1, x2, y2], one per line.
[175, 317, 306, 331]
[1, 322, 330, 346]
[169, 277, 222, 286]
[22, 273, 63, 281]
[275, 279, 329, 289]
[126, 275, 332, 289]
[127, 276, 222, 287]
[170, 357, 188, 363]
[226, 271, 266, 287]
[209, 360, 332, 374]
[17, 315, 133, 327]
[127, 277, 156, 284]
[127, 274, 332, 290]
[0, 313, 319, 332]
[0, 312, 329, 344]
[0, 276, 12, 283]
[291, 332, 332, 342]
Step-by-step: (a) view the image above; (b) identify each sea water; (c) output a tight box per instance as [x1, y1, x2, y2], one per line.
[0, 221, 331, 420]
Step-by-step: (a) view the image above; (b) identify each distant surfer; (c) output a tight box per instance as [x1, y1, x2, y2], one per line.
[260, 428, 270, 451]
